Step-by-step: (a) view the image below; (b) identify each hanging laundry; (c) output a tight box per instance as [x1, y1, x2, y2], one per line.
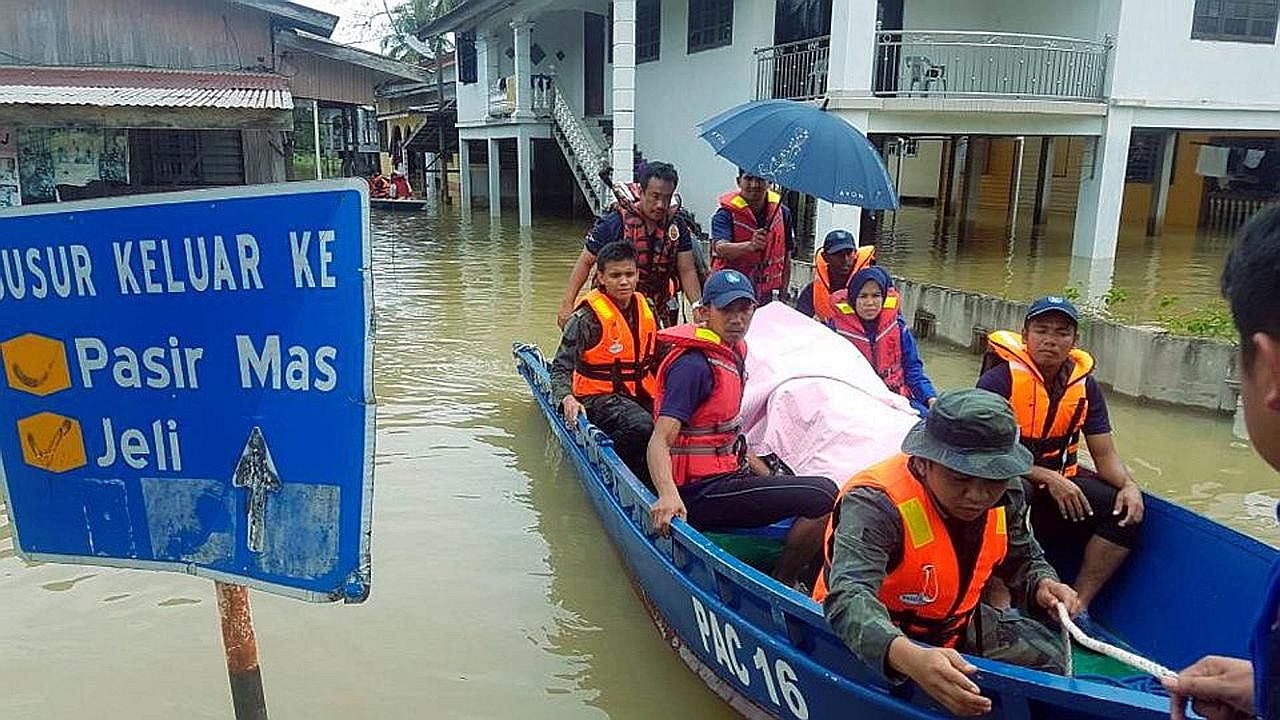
[1196, 145, 1230, 178]
[1244, 148, 1266, 169]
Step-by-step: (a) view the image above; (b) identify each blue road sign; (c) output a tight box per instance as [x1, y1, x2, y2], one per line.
[0, 180, 374, 602]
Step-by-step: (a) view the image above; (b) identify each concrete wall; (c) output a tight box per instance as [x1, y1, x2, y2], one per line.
[635, 0, 776, 226]
[1110, 0, 1280, 108]
[889, 138, 944, 199]
[891, 277, 1239, 412]
[902, 0, 1103, 38]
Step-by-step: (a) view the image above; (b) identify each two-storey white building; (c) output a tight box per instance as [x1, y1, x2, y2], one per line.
[418, 0, 1280, 262]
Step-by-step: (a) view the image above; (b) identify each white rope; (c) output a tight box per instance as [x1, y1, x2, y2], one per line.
[1056, 604, 1176, 680]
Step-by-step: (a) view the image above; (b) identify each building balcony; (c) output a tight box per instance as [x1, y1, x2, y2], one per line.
[753, 36, 830, 103]
[873, 30, 1111, 102]
[486, 73, 554, 120]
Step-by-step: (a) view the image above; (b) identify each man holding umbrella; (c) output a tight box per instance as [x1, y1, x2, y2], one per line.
[709, 168, 795, 303]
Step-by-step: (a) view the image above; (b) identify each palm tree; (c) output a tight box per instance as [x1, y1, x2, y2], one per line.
[378, 0, 454, 65]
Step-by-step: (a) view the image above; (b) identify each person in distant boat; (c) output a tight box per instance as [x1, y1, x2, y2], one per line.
[389, 170, 412, 199]
[369, 172, 391, 199]
[827, 265, 936, 415]
[647, 269, 836, 588]
[814, 388, 1081, 717]
[709, 169, 795, 303]
[977, 297, 1143, 617]
[550, 241, 659, 487]
[557, 161, 702, 329]
[795, 228, 876, 321]
[1164, 206, 1280, 720]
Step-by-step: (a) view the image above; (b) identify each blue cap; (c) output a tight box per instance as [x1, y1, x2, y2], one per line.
[822, 229, 856, 253]
[1026, 296, 1079, 324]
[701, 270, 757, 309]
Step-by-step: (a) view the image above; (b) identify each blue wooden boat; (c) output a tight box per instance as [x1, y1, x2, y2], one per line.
[514, 342, 1277, 719]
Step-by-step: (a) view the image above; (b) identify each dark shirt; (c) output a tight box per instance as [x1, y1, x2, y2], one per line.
[976, 363, 1111, 436]
[584, 211, 694, 256]
[822, 471, 1057, 680]
[795, 282, 817, 317]
[709, 204, 797, 255]
[655, 351, 714, 424]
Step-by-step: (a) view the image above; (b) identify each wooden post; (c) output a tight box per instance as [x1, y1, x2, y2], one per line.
[216, 581, 268, 720]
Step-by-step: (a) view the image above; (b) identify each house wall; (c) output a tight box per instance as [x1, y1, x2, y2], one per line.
[280, 51, 387, 106]
[0, 0, 272, 70]
[889, 138, 944, 199]
[1110, 0, 1280, 109]
[634, 0, 777, 225]
[900, 0, 1103, 39]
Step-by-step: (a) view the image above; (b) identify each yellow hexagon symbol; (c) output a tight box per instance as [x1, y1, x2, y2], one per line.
[2, 333, 71, 396]
[17, 412, 86, 473]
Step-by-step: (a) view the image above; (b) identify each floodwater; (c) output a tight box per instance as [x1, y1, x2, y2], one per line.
[0, 205, 1273, 719]
[874, 205, 1235, 323]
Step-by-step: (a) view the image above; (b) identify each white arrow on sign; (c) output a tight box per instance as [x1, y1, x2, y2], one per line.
[233, 426, 281, 554]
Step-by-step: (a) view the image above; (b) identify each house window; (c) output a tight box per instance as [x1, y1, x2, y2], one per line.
[1126, 132, 1165, 183]
[457, 31, 478, 84]
[687, 0, 733, 53]
[1192, 0, 1278, 43]
[637, 0, 661, 63]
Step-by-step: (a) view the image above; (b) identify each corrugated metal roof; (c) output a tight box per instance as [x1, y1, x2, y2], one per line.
[0, 66, 293, 110]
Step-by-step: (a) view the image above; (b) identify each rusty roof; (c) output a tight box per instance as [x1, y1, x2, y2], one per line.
[0, 66, 293, 110]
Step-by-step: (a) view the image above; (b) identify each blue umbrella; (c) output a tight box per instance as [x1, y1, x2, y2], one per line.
[697, 99, 899, 210]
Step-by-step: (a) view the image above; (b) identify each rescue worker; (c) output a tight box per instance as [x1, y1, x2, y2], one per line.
[557, 162, 702, 329]
[827, 266, 936, 415]
[709, 169, 794, 303]
[795, 229, 876, 321]
[369, 172, 391, 198]
[647, 269, 836, 588]
[814, 389, 1081, 716]
[1164, 206, 1280, 720]
[977, 297, 1144, 616]
[550, 241, 658, 486]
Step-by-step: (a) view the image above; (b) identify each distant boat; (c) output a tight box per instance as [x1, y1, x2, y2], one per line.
[513, 339, 1277, 719]
[370, 197, 428, 211]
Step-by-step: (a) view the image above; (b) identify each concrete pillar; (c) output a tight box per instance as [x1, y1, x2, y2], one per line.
[517, 134, 532, 226]
[1068, 253, 1115, 308]
[1072, 108, 1134, 258]
[1033, 137, 1055, 225]
[611, 0, 636, 184]
[488, 137, 501, 217]
[459, 139, 473, 209]
[511, 19, 534, 119]
[959, 136, 983, 232]
[1147, 131, 1177, 237]
[1007, 136, 1026, 231]
[827, 0, 878, 94]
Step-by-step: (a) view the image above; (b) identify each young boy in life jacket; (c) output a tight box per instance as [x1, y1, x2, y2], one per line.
[557, 162, 703, 330]
[647, 270, 837, 588]
[827, 266, 937, 415]
[813, 389, 1080, 716]
[794, 229, 875, 321]
[550, 241, 659, 487]
[977, 297, 1143, 617]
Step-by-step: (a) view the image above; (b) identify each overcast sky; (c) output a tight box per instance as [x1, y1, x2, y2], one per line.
[295, 0, 396, 51]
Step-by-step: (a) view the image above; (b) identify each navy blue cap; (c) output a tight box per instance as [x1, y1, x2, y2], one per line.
[823, 229, 856, 253]
[701, 270, 757, 309]
[1025, 296, 1079, 324]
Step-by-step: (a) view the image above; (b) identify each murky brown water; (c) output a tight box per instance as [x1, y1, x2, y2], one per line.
[0, 205, 1273, 719]
[874, 206, 1235, 323]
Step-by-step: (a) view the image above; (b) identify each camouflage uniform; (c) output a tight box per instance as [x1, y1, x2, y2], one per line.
[822, 480, 1066, 680]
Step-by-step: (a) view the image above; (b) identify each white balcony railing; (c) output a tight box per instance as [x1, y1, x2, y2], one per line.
[873, 30, 1111, 101]
[487, 73, 555, 118]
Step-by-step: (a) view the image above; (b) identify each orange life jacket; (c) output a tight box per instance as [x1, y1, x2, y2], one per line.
[812, 454, 1008, 649]
[986, 330, 1095, 478]
[653, 324, 747, 486]
[571, 289, 658, 400]
[712, 190, 787, 299]
[811, 245, 877, 321]
[615, 197, 682, 317]
[828, 287, 907, 398]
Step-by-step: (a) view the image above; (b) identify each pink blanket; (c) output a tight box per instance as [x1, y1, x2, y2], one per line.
[741, 302, 920, 486]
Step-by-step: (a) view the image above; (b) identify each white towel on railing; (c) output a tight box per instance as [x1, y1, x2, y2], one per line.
[1196, 145, 1230, 178]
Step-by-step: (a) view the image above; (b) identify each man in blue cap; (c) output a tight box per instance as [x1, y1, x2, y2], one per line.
[647, 269, 836, 587]
[978, 296, 1143, 616]
[795, 228, 875, 321]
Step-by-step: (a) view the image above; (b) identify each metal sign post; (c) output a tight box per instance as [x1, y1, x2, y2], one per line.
[0, 180, 375, 715]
